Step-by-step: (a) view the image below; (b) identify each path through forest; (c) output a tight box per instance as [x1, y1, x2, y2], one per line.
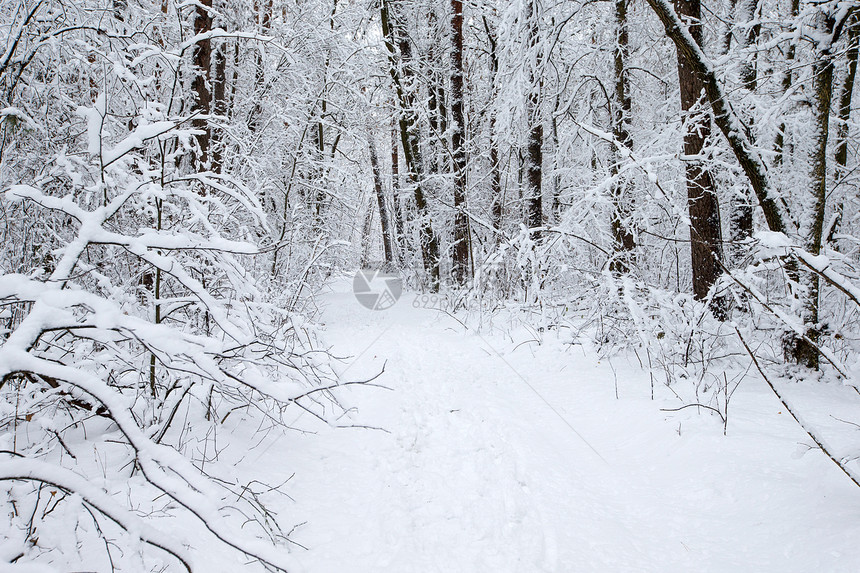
[261, 278, 860, 572]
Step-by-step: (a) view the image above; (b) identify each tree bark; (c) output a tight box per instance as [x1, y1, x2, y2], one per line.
[192, 0, 213, 168]
[729, 0, 760, 265]
[450, 0, 470, 285]
[644, 0, 789, 236]
[211, 38, 227, 174]
[609, 0, 636, 274]
[391, 122, 408, 258]
[774, 0, 800, 165]
[673, 0, 725, 314]
[524, 0, 543, 237]
[829, 15, 859, 242]
[381, 0, 441, 290]
[791, 13, 837, 369]
[482, 14, 504, 244]
[368, 128, 395, 266]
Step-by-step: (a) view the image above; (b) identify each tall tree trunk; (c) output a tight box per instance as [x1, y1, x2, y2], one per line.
[368, 128, 395, 266]
[524, 0, 543, 237]
[773, 0, 800, 165]
[360, 194, 375, 268]
[482, 14, 504, 244]
[192, 0, 213, 168]
[644, 0, 789, 236]
[211, 39, 227, 174]
[674, 0, 725, 316]
[381, 0, 441, 290]
[791, 14, 837, 370]
[312, 0, 338, 230]
[609, 0, 636, 274]
[729, 0, 760, 265]
[450, 0, 470, 285]
[391, 122, 408, 258]
[829, 15, 859, 243]
[247, 0, 272, 133]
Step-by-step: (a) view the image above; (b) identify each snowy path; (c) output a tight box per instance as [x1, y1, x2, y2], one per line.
[268, 281, 860, 572]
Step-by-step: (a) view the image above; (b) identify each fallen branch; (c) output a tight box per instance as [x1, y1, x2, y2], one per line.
[735, 327, 860, 490]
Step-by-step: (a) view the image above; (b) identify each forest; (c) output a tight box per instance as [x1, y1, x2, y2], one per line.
[1, 0, 860, 570]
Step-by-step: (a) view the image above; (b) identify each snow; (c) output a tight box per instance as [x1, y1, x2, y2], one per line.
[102, 120, 175, 166]
[218, 277, 860, 572]
[76, 93, 105, 156]
[755, 230, 793, 249]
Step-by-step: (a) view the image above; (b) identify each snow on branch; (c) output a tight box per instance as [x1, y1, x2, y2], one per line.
[643, 0, 792, 235]
[0, 456, 194, 572]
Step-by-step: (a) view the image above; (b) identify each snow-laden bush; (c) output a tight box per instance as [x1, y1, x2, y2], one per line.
[0, 2, 350, 570]
[0, 149, 344, 571]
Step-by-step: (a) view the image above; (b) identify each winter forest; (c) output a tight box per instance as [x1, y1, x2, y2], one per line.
[3, 0, 860, 570]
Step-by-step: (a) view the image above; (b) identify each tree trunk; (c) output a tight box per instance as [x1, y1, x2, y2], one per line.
[450, 0, 470, 285]
[368, 128, 395, 266]
[773, 0, 800, 165]
[524, 0, 543, 237]
[360, 195, 375, 268]
[211, 39, 227, 174]
[674, 0, 725, 315]
[381, 0, 441, 290]
[609, 0, 636, 274]
[791, 15, 836, 369]
[312, 1, 338, 230]
[391, 122, 408, 258]
[829, 15, 859, 243]
[482, 14, 504, 244]
[644, 0, 789, 235]
[729, 0, 760, 265]
[247, 0, 272, 133]
[192, 0, 213, 168]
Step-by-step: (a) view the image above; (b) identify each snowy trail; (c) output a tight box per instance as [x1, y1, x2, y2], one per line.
[271, 280, 860, 573]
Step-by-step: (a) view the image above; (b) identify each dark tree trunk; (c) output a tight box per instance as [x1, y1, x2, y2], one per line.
[192, 0, 213, 168]
[368, 128, 395, 266]
[450, 0, 470, 285]
[829, 15, 859, 243]
[674, 0, 725, 316]
[526, 118, 543, 232]
[791, 17, 836, 370]
[774, 0, 800, 165]
[645, 0, 789, 236]
[524, 0, 543, 238]
[211, 39, 227, 173]
[729, 0, 760, 265]
[391, 122, 408, 258]
[609, 0, 636, 274]
[482, 14, 504, 243]
[381, 0, 441, 290]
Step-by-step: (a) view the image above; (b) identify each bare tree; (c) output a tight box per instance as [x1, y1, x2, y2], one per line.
[451, 0, 470, 284]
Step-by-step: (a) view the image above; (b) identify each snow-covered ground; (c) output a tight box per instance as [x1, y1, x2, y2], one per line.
[242, 278, 860, 572]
